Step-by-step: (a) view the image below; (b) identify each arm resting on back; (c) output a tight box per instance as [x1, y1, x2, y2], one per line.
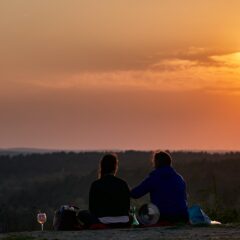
[130, 175, 152, 199]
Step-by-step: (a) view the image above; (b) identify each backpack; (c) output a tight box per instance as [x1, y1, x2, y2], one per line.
[53, 205, 82, 230]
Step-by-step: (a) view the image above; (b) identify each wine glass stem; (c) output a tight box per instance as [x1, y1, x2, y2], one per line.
[41, 224, 43, 231]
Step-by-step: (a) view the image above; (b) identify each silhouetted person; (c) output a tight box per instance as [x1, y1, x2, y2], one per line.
[79, 153, 130, 228]
[131, 151, 189, 223]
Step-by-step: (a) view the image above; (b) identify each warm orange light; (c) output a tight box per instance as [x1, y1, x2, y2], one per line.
[211, 52, 240, 67]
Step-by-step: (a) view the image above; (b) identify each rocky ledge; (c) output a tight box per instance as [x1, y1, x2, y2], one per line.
[0, 224, 240, 240]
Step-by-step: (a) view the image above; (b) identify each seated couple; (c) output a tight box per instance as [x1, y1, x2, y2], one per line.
[78, 151, 189, 228]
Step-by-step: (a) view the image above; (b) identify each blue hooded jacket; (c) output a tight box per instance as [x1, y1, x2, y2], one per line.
[131, 166, 188, 220]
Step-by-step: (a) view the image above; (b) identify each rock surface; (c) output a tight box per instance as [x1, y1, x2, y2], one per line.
[0, 225, 240, 240]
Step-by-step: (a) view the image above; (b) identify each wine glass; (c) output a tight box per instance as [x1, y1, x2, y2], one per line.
[37, 212, 47, 231]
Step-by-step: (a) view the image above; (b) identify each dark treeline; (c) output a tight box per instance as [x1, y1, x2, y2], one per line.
[0, 150, 239, 232]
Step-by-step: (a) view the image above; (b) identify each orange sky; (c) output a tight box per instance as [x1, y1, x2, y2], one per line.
[0, 0, 240, 150]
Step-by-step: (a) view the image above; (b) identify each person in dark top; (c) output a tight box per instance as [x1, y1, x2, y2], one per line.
[79, 153, 130, 228]
[131, 151, 189, 223]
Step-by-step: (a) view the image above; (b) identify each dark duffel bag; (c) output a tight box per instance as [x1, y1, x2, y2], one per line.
[53, 205, 82, 230]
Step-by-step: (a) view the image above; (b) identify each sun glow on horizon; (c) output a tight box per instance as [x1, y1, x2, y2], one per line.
[211, 52, 240, 67]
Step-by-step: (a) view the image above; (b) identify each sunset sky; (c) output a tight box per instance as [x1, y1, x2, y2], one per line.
[0, 0, 240, 151]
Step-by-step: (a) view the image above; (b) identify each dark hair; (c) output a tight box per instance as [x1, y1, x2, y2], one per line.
[153, 151, 172, 168]
[99, 154, 118, 178]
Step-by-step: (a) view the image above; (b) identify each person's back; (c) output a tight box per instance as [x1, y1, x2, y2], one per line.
[131, 151, 189, 223]
[89, 174, 130, 220]
[143, 166, 187, 221]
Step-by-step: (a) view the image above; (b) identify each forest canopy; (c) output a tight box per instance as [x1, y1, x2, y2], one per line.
[0, 150, 239, 232]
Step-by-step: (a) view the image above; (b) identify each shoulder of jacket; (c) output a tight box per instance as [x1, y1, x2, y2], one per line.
[149, 169, 158, 176]
[114, 176, 127, 183]
[91, 179, 100, 187]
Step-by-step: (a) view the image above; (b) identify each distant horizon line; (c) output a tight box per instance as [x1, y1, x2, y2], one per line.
[0, 147, 239, 153]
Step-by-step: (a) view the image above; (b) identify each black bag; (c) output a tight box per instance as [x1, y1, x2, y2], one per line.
[53, 205, 82, 230]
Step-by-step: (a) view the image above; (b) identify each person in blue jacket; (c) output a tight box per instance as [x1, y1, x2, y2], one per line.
[131, 151, 189, 223]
